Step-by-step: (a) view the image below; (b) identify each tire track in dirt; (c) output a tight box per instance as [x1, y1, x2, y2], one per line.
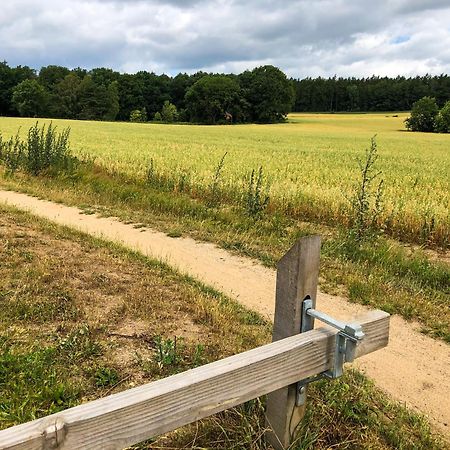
[0, 189, 449, 436]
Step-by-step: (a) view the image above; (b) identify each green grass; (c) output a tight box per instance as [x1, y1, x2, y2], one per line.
[0, 113, 449, 246]
[0, 205, 445, 449]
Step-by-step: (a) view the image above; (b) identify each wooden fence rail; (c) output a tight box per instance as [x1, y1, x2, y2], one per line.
[0, 236, 390, 450]
[0, 311, 389, 450]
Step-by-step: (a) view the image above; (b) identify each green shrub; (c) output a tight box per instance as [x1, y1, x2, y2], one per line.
[129, 108, 147, 123]
[0, 132, 24, 174]
[0, 122, 73, 175]
[405, 96, 438, 132]
[434, 100, 450, 133]
[153, 111, 162, 122]
[160, 101, 178, 123]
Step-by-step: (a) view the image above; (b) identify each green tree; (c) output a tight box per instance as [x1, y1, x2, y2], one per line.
[240, 65, 295, 123]
[160, 100, 178, 122]
[185, 75, 242, 124]
[51, 73, 82, 118]
[434, 100, 450, 133]
[38, 65, 70, 91]
[104, 81, 119, 121]
[77, 76, 119, 121]
[12, 79, 49, 117]
[118, 73, 145, 121]
[90, 67, 120, 86]
[405, 96, 439, 132]
[0, 63, 35, 116]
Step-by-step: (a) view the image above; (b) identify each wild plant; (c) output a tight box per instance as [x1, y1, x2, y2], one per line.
[0, 122, 73, 176]
[207, 151, 227, 207]
[176, 169, 191, 193]
[146, 158, 156, 185]
[26, 122, 72, 175]
[153, 336, 183, 369]
[421, 212, 436, 245]
[0, 132, 25, 174]
[245, 166, 270, 218]
[348, 136, 384, 242]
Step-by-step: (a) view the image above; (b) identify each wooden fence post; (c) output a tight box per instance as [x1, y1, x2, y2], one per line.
[266, 235, 321, 449]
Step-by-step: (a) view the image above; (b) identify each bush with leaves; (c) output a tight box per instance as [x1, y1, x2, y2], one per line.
[153, 112, 162, 122]
[434, 100, 450, 133]
[12, 79, 49, 117]
[0, 122, 73, 175]
[405, 96, 439, 132]
[160, 100, 178, 123]
[129, 108, 147, 123]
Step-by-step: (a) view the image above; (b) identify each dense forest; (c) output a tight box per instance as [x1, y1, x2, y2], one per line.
[293, 75, 450, 112]
[1, 61, 449, 124]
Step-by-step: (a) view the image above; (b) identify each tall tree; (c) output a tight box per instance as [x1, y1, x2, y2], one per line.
[185, 75, 243, 124]
[12, 79, 48, 117]
[0, 62, 35, 116]
[240, 65, 295, 122]
[77, 76, 119, 121]
[38, 65, 70, 91]
[405, 96, 439, 132]
[117, 73, 145, 121]
[51, 73, 82, 118]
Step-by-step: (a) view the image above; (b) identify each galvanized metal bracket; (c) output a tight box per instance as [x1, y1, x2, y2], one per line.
[296, 297, 365, 406]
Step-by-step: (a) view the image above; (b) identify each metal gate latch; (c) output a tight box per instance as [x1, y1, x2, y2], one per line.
[296, 297, 365, 406]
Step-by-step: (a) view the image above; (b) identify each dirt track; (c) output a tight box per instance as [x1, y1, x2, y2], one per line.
[0, 189, 449, 435]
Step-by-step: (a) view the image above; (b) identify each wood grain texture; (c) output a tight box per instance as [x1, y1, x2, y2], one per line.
[0, 311, 389, 450]
[266, 236, 321, 449]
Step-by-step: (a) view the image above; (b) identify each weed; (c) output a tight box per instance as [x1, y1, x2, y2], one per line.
[0, 122, 74, 176]
[245, 166, 270, 218]
[153, 336, 183, 369]
[348, 136, 384, 242]
[57, 324, 102, 361]
[0, 132, 24, 175]
[146, 158, 160, 188]
[207, 151, 227, 207]
[94, 366, 119, 387]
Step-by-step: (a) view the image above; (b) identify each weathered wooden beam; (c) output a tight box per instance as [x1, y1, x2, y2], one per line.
[266, 235, 321, 450]
[0, 311, 389, 450]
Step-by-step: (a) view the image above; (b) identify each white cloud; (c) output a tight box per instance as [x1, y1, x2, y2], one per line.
[0, 0, 449, 77]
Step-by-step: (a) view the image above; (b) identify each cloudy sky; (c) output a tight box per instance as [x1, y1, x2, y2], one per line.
[1, 0, 450, 78]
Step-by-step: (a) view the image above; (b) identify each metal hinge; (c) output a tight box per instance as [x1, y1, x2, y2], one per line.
[296, 297, 365, 406]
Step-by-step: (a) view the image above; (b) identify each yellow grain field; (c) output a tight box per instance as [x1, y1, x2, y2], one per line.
[1, 113, 449, 245]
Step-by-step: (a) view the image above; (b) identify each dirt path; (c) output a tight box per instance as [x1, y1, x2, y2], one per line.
[0, 189, 449, 435]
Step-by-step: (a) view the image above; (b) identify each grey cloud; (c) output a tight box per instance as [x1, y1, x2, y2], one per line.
[0, 0, 449, 77]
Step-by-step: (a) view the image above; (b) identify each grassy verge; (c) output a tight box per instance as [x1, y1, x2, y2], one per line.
[1, 162, 448, 343]
[0, 205, 445, 449]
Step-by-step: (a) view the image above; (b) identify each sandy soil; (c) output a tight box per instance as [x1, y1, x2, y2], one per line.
[0, 189, 449, 436]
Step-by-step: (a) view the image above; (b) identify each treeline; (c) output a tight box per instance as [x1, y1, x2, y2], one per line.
[1, 61, 450, 124]
[0, 62, 294, 124]
[293, 75, 450, 112]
